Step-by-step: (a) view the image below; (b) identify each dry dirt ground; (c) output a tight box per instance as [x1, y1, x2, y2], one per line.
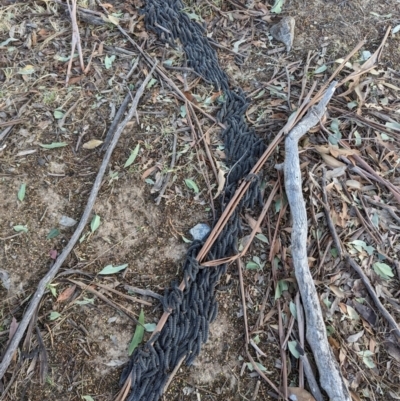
[1, 0, 400, 401]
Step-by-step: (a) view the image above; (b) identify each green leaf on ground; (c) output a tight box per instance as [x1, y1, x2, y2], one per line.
[128, 309, 145, 355]
[288, 341, 300, 358]
[53, 110, 64, 119]
[39, 142, 68, 149]
[47, 228, 60, 239]
[18, 183, 26, 202]
[373, 262, 394, 280]
[13, 225, 28, 233]
[185, 179, 199, 194]
[98, 264, 128, 275]
[271, 0, 284, 13]
[90, 215, 101, 232]
[104, 55, 116, 69]
[124, 144, 140, 168]
[49, 311, 61, 321]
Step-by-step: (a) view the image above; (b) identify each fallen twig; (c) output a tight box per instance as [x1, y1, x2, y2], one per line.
[0, 65, 157, 381]
[155, 133, 177, 205]
[345, 257, 400, 340]
[66, 0, 85, 85]
[283, 80, 351, 401]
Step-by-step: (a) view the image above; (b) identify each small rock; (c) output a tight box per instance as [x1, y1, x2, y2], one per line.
[0, 269, 11, 290]
[189, 223, 211, 241]
[270, 16, 295, 52]
[49, 162, 66, 174]
[59, 215, 77, 227]
[37, 158, 46, 166]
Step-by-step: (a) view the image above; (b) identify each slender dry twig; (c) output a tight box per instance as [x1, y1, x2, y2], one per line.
[363, 195, 400, 225]
[345, 257, 400, 340]
[295, 293, 305, 388]
[321, 169, 343, 255]
[155, 133, 178, 205]
[66, 0, 85, 85]
[238, 259, 249, 345]
[101, 92, 131, 151]
[0, 66, 157, 381]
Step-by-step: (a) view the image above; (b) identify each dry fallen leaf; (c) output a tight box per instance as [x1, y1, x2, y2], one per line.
[346, 180, 362, 189]
[9, 317, 19, 341]
[57, 285, 76, 303]
[244, 214, 262, 233]
[347, 330, 364, 343]
[83, 139, 103, 149]
[320, 153, 346, 168]
[214, 163, 226, 199]
[287, 387, 316, 401]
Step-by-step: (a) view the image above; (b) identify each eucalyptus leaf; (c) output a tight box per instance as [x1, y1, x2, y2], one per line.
[128, 309, 145, 355]
[49, 311, 61, 321]
[271, 0, 284, 13]
[246, 261, 260, 270]
[314, 65, 327, 74]
[373, 262, 394, 280]
[98, 264, 128, 275]
[13, 225, 28, 233]
[255, 233, 269, 244]
[104, 55, 116, 69]
[288, 341, 300, 358]
[82, 396, 95, 401]
[184, 179, 199, 194]
[47, 228, 60, 239]
[18, 183, 26, 202]
[124, 144, 140, 168]
[144, 323, 156, 332]
[289, 301, 297, 319]
[53, 110, 64, 119]
[39, 142, 68, 149]
[90, 215, 101, 232]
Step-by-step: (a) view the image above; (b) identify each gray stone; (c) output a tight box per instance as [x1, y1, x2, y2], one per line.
[189, 223, 211, 241]
[59, 215, 77, 227]
[270, 16, 295, 52]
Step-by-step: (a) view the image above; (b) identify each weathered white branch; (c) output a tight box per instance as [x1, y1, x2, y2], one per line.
[284, 81, 351, 401]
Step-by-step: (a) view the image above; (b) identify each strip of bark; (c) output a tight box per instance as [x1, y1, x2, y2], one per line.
[283, 81, 351, 401]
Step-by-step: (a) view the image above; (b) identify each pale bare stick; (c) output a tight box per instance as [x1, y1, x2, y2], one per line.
[0, 65, 157, 381]
[283, 80, 351, 401]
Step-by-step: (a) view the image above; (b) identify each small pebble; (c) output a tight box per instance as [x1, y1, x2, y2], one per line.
[59, 215, 77, 227]
[189, 223, 211, 241]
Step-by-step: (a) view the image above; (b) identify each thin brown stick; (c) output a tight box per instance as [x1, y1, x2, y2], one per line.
[68, 279, 138, 321]
[245, 349, 288, 400]
[238, 258, 249, 345]
[188, 102, 218, 182]
[277, 301, 288, 399]
[0, 66, 156, 381]
[321, 169, 343, 256]
[162, 356, 185, 395]
[345, 256, 400, 340]
[0, 119, 27, 128]
[363, 195, 400, 225]
[155, 133, 178, 205]
[295, 293, 304, 388]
